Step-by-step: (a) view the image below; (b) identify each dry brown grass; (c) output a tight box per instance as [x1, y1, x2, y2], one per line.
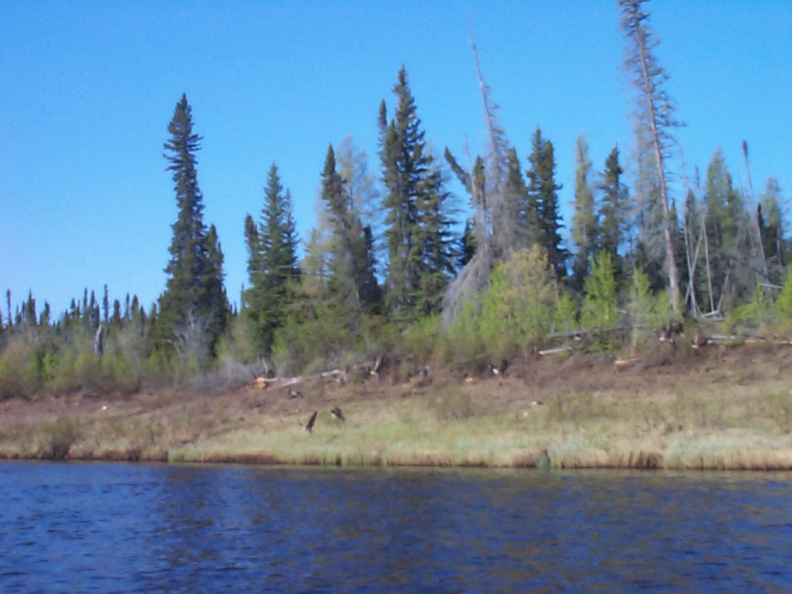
[2, 342, 792, 470]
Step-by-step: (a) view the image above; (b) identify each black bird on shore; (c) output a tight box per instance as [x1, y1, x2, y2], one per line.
[330, 406, 345, 421]
[302, 411, 318, 434]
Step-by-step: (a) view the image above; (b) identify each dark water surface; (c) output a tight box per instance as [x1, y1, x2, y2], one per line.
[1, 462, 791, 592]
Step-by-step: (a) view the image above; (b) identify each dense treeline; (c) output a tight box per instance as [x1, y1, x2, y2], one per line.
[1, 0, 789, 398]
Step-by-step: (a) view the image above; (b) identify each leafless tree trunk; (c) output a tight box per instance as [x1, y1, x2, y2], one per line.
[742, 140, 768, 281]
[620, 0, 681, 313]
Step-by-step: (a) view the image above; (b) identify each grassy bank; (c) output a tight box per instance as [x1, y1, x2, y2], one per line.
[2, 342, 792, 471]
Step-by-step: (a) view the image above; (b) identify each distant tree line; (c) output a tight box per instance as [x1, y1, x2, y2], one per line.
[1, 0, 789, 397]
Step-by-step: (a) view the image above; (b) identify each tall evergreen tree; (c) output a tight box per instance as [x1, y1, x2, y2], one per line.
[379, 66, 455, 324]
[703, 148, 751, 309]
[526, 127, 567, 278]
[243, 162, 300, 354]
[597, 146, 629, 282]
[158, 94, 228, 361]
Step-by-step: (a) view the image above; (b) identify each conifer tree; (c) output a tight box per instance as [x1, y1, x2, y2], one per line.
[703, 148, 751, 309]
[379, 66, 455, 324]
[243, 162, 300, 354]
[158, 94, 228, 361]
[526, 127, 567, 278]
[597, 146, 630, 282]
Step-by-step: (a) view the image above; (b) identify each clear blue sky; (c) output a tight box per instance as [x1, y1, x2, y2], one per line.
[2, 0, 790, 320]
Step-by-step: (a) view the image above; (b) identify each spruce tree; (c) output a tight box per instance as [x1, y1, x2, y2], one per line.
[526, 127, 567, 278]
[158, 94, 228, 361]
[243, 163, 300, 354]
[597, 146, 629, 283]
[379, 66, 455, 324]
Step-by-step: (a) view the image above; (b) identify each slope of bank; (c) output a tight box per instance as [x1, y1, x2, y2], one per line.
[2, 342, 792, 470]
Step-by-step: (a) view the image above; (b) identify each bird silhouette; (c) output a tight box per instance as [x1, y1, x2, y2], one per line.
[302, 411, 318, 434]
[330, 406, 345, 421]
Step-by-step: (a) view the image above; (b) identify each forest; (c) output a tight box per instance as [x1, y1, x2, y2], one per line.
[1, 0, 789, 400]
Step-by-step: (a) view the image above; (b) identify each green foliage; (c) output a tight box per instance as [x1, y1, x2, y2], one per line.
[243, 162, 301, 355]
[446, 297, 483, 364]
[628, 268, 672, 348]
[581, 252, 619, 330]
[158, 94, 229, 365]
[727, 284, 774, 332]
[597, 146, 628, 283]
[553, 292, 579, 334]
[526, 127, 567, 278]
[776, 268, 792, 326]
[0, 337, 39, 398]
[379, 66, 457, 325]
[478, 246, 558, 358]
[403, 314, 443, 365]
[271, 308, 350, 376]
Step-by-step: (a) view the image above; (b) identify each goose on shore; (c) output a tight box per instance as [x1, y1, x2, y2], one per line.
[330, 406, 345, 421]
[302, 411, 318, 434]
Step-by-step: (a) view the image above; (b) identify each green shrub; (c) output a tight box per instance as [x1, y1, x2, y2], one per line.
[446, 296, 483, 364]
[727, 284, 775, 333]
[775, 268, 792, 327]
[478, 246, 557, 358]
[403, 314, 442, 364]
[0, 337, 39, 398]
[581, 252, 618, 330]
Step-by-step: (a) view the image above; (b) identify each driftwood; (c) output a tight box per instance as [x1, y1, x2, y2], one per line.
[538, 346, 573, 356]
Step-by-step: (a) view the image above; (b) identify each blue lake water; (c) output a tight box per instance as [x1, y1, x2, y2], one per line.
[1, 461, 791, 592]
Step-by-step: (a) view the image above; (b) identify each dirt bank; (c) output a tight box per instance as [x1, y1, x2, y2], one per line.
[2, 341, 792, 470]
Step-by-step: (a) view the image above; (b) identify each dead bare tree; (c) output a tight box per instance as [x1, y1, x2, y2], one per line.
[442, 23, 512, 327]
[742, 140, 769, 281]
[620, 0, 682, 314]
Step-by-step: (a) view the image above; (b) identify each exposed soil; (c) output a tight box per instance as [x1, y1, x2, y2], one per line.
[2, 340, 792, 468]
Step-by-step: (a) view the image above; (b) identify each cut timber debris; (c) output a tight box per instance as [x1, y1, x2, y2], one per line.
[538, 346, 573, 356]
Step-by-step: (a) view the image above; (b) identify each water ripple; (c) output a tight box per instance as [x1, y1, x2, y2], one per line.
[1, 463, 792, 591]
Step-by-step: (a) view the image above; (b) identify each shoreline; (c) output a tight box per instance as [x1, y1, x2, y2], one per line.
[2, 342, 792, 471]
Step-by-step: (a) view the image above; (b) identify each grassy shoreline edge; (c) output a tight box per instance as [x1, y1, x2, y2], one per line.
[3, 344, 792, 472]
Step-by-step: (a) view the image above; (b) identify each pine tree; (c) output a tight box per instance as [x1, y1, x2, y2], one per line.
[243, 162, 300, 354]
[526, 127, 566, 278]
[158, 94, 228, 361]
